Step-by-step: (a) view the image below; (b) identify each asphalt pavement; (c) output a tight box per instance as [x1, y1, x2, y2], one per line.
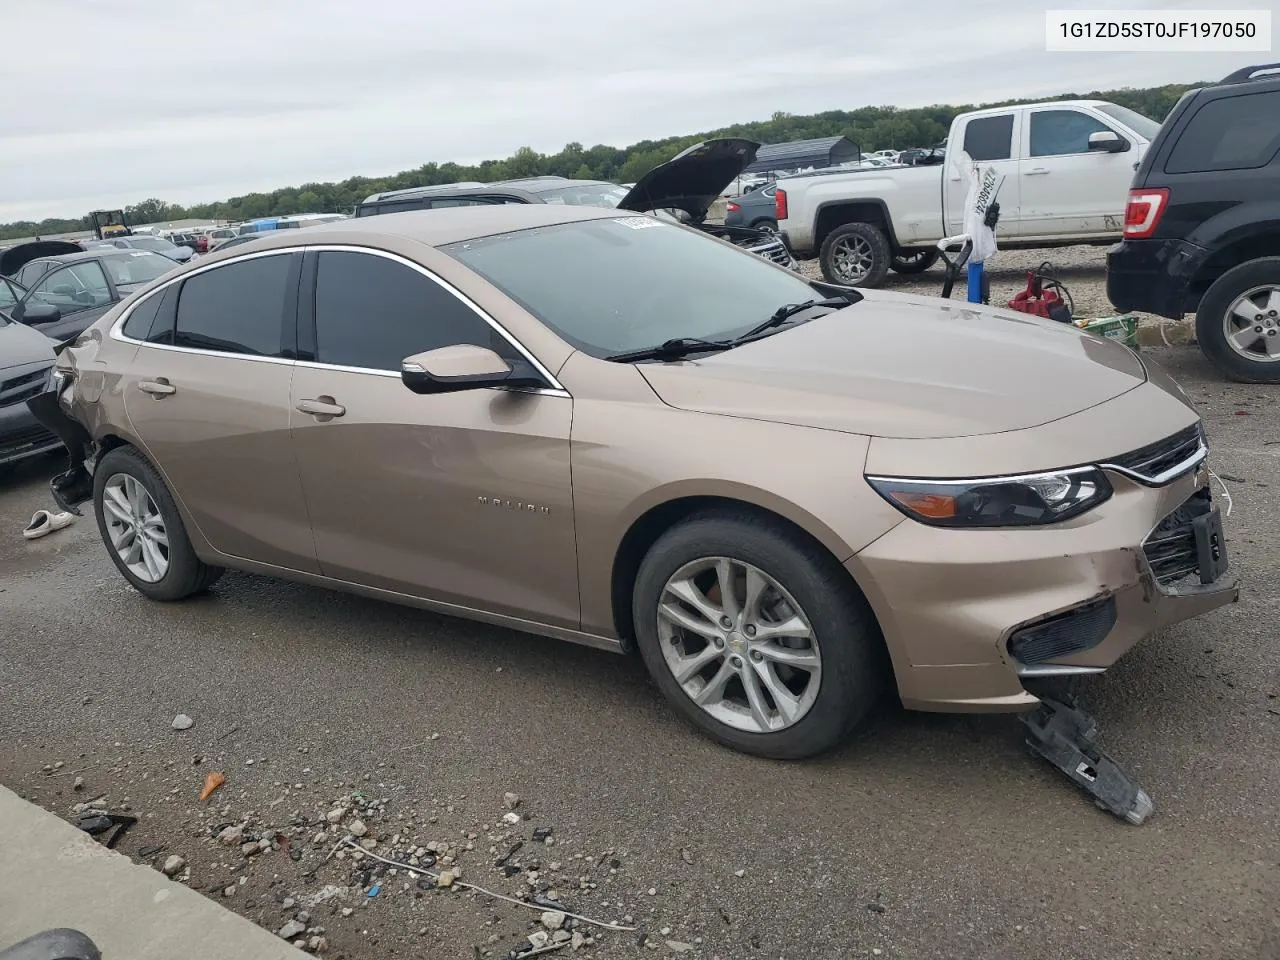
[1, 344, 1278, 960]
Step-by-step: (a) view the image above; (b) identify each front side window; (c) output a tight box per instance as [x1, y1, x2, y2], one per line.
[443, 216, 819, 358]
[1165, 90, 1280, 174]
[29, 262, 112, 314]
[18, 261, 50, 287]
[99, 252, 179, 286]
[963, 114, 1015, 161]
[1029, 110, 1116, 157]
[172, 253, 294, 356]
[312, 251, 501, 371]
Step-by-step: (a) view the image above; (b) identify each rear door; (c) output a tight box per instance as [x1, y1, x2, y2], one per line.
[944, 112, 1022, 236]
[120, 250, 320, 573]
[1017, 105, 1135, 238]
[288, 248, 579, 627]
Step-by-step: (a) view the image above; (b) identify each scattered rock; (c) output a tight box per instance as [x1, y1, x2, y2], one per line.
[868, 903, 886, 914]
[571, 931, 586, 950]
[171, 714, 194, 731]
[223, 886, 236, 898]
[348, 820, 368, 838]
[667, 942, 693, 953]
[541, 910, 566, 931]
[72, 777, 85, 792]
[161, 855, 186, 877]
[503, 792, 521, 810]
[528, 931, 550, 950]
[436, 870, 456, 888]
[734, 869, 746, 878]
[277, 920, 307, 940]
[242, 841, 262, 857]
[552, 930, 571, 944]
[217, 825, 244, 846]
[307, 936, 328, 954]
[680, 848, 693, 865]
[501, 812, 522, 826]
[282, 898, 296, 910]
[532, 827, 553, 843]
[325, 807, 345, 824]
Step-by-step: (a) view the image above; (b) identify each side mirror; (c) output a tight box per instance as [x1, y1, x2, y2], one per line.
[21, 302, 62, 325]
[401, 344, 544, 395]
[1088, 131, 1127, 153]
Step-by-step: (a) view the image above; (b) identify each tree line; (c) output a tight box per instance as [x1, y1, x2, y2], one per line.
[1, 81, 1201, 242]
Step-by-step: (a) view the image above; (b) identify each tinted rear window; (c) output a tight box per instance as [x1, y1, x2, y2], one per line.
[963, 114, 1014, 161]
[1165, 90, 1280, 174]
[173, 254, 294, 356]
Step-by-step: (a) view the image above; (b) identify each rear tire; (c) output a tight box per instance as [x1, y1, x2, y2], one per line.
[93, 446, 224, 601]
[750, 219, 779, 235]
[819, 222, 892, 288]
[1195, 257, 1280, 383]
[632, 509, 889, 760]
[891, 248, 941, 274]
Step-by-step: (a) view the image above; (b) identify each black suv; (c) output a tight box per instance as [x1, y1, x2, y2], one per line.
[354, 141, 800, 272]
[1107, 62, 1280, 382]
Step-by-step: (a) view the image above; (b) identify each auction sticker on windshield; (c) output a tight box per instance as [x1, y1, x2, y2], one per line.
[613, 217, 664, 230]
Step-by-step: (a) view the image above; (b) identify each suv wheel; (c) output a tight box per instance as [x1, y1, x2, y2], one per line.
[632, 510, 888, 759]
[1196, 257, 1280, 383]
[819, 223, 891, 288]
[93, 446, 224, 601]
[891, 248, 941, 274]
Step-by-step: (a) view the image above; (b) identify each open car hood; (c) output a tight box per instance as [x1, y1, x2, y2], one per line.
[0, 241, 82, 277]
[617, 139, 760, 222]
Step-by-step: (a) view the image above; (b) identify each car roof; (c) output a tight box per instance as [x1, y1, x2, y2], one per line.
[41, 248, 166, 266]
[198, 204, 625, 255]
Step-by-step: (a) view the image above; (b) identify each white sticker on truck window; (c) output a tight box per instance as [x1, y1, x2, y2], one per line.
[613, 216, 664, 230]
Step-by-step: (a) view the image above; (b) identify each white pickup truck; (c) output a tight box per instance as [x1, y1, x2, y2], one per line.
[776, 99, 1163, 287]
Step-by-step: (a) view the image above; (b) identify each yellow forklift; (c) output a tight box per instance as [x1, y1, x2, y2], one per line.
[88, 210, 132, 239]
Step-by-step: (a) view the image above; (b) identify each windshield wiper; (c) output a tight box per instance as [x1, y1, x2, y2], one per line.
[605, 337, 734, 363]
[732, 296, 856, 344]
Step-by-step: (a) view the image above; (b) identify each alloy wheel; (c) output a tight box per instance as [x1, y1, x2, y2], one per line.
[656, 557, 822, 734]
[831, 235, 875, 284]
[102, 473, 169, 583]
[1223, 284, 1280, 364]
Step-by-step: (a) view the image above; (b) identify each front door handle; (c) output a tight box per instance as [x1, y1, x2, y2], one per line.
[1024, 167, 1050, 176]
[296, 397, 346, 419]
[137, 379, 176, 397]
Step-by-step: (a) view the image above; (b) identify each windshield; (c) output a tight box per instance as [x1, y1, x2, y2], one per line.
[1095, 103, 1162, 141]
[101, 252, 179, 285]
[532, 184, 630, 209]
[443, 216, 819, 358]
[127, 236, 179, 253]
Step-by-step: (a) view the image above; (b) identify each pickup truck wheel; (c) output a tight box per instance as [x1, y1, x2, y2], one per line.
[891, 248, 940, 274]
[819, 223, 891, 288]
[1195, 258, 1280, 384]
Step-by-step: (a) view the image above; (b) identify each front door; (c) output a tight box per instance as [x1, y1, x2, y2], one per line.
[288, 248, 579, 628]
[1018, 106, 1134, 238]
[120, 251, 320, 573]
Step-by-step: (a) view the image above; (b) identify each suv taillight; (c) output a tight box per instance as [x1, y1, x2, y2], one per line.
[775, 188, 788, 221]
[726, 201, 740, 213]
[1123, 188, 1169, 239]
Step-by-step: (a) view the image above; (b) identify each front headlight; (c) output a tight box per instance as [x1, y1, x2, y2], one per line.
[866, 467, 1112, 528]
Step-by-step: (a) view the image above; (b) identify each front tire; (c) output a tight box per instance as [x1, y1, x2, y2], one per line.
[93, 446, 224, 601]
[891, 248, 940, 274]
[819, 222, 892, 288]
[1195, 257, 1280, 383]
[632, 510, 888, 760]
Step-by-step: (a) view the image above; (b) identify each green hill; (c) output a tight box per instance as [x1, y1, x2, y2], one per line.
[1, 81, 1201, 242]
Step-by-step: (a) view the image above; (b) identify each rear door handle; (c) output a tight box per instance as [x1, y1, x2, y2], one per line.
[1024, 167, 1050, 176]
[137, 379, 176, 397]
[296, 397, 346, 418]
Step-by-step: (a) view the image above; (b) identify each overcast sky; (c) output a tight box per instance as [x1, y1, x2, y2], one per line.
[1, 0, 1266, 222]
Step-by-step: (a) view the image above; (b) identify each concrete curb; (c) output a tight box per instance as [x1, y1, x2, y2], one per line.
[0, 786, 301, 960]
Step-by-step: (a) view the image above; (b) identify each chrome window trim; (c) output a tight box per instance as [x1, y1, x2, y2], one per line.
[110, 243, 570, 396]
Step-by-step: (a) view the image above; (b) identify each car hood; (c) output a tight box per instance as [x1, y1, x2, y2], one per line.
[0, 317, 58, 369]
[0, 241, 82, 277]
[617, 138, 760, 222]
[636, 290, 1148, 440]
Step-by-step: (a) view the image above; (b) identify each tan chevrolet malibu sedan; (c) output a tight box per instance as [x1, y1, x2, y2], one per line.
[29, 204, 1238, 759]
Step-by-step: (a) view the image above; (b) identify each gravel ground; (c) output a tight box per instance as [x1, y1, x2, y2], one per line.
[797, 243, 1141, 323]
[2, 347, 1277, 960]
